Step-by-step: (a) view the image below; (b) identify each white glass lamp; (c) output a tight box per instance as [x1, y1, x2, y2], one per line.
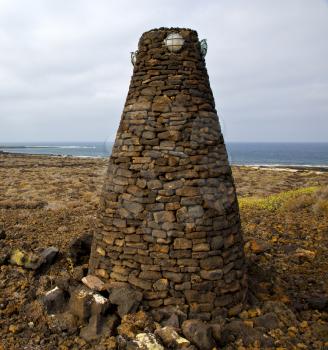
[164, 33, 185, 53]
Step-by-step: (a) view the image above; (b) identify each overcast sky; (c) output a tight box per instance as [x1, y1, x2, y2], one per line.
[0, 0, 327, 143]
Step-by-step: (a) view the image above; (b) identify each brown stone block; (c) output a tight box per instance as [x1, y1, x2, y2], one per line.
[165, 202, 181, 211]
[144, 290, 168, 300]
[176, 187, 200, 197]
[173, 238, 192, 250]
[150, 244, 169, 254]
[130, 101, 151, 111]
[132, 255, 153, 265]
[139, 270, 162, 280]
[200, 269, 223, 280]
[153, 278, 169, 291]
[110, 272, 129, 282]
[148, 299, 164, 308]
[164, 297, 185, 306]
[170, 249, 191, 259]
[175, 282, 191, 291]
[162, 271, 184, 283]
[128, 275, 152, 290]
[153, 211, 175, 223]
[95, 269, 109, 279]
[200, 256, 223, 270]
[189, 303, 213, 313]
[152, 96, 171, 112]
[193, 243, 210, 252]
[141, 87, 157, 96]
[184, 290, 215, 304]
[177, 258, 199, 267]
[191, 281, 213, 291]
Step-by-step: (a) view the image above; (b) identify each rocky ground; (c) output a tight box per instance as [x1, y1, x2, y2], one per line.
[0, 153, 328, 349]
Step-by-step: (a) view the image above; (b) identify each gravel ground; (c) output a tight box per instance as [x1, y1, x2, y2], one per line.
[1, 153, 328, 349]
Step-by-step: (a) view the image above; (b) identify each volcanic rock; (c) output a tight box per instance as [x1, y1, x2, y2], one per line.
[155, 326, 190, 348]
[82, 275, 105, 291]
[182, 319, 215, 350]
[42, 287, 66, 314]
[109, 287, 143, 317]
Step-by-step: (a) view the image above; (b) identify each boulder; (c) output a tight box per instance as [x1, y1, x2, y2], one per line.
[40, 246, 59, 266]
[155, 326, 190, 348]
[253, 312, 280, 330]
[80, 314, 118, 343]
[109, 287, 143, 317]
[182, 319, 215, 350]
[9, 247, 58, 270]
[162, 313, 180, 328]
[82, 275, 105, 292]
[151, 306, 187, 324]
[68, 286, 94, 321]
[42, 287, 66, 314]
[262, 301, 297, 328]
[80, 314, 103, 343]
[133, 333, 164, 350]
[10, 249, 41, 270]
[91, 293, 110, 316]
[221, 320, 274, 347]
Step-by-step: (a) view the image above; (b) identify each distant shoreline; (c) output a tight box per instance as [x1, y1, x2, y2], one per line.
[1, 150, 328, 173]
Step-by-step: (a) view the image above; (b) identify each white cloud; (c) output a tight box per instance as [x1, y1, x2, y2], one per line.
[0, 0, 327, 142]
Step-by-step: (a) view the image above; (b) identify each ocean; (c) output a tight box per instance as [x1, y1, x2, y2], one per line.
[1, 142, 328, 167]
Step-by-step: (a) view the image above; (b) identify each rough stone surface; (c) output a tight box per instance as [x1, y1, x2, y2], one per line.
[88, 27, 247, 319]
[155, 326, 190, 348]
[82, 275, 105, 291]
[182, 319, 215, 350]
[109, 287, 143, 317]
[40, 246, 59, 265]
[68, 286, 94, 321]
[42, 287, 66, 314]
[221, 320, 274, 347]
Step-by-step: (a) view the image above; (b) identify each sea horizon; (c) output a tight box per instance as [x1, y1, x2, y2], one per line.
[1, 141, 328, 167]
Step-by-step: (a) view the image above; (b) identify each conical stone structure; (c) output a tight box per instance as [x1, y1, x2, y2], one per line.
[89, 28, 247, 320]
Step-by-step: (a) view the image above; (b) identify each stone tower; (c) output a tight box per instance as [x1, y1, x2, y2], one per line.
[89, 28, 247, 320]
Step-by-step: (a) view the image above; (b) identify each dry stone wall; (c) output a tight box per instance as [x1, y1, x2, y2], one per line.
[89, 28, 247, 320]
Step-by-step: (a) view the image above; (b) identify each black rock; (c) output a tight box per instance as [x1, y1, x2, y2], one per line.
[221, 320, 274, 347]
[68, 233, 93, 265]
[307, 295, 328, 311]
[80, 314, 103, 343]
[0, 229, 6, 240]
[41, 247, 59, 265]
[182, 319, 215, 350]
[253, 312, 280, 330]
[109, 287, 143, 317]
[42, 287, 67, 314]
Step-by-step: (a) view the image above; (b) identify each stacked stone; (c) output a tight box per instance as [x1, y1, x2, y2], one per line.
[89, 28, 247, 320]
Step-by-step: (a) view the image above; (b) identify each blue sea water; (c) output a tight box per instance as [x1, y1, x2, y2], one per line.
[1, 142, 328, 167]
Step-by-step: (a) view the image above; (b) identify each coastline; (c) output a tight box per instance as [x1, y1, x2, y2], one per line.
[1, 150, 328, 173]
